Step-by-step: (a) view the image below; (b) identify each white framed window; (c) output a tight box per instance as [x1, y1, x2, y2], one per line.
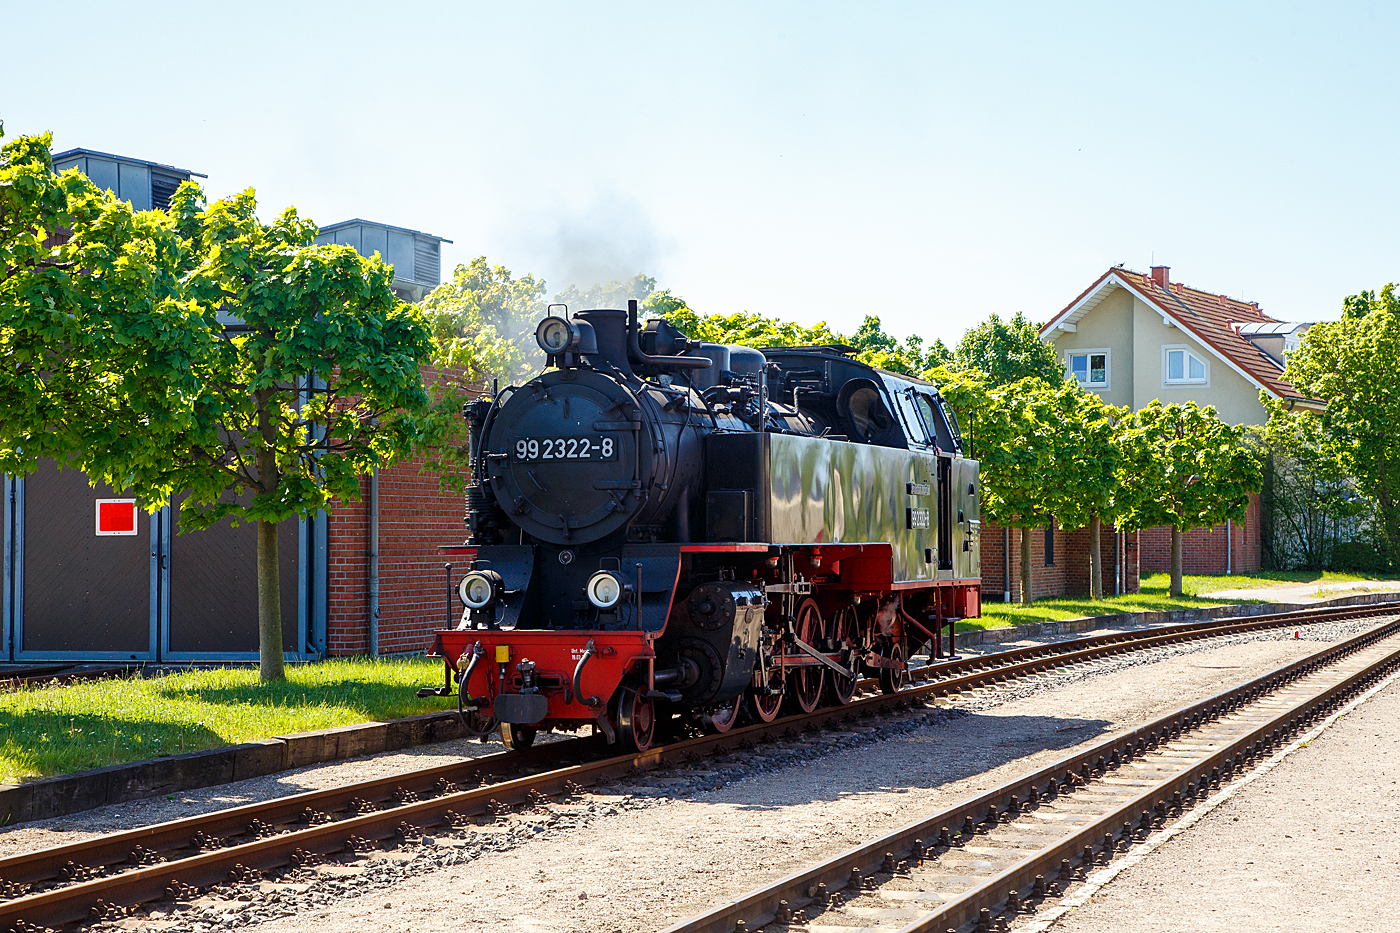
[1065, 349, 1110, 390]
[1163, 345, 1209, 386]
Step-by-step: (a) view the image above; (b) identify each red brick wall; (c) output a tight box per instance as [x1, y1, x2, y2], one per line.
[325, 367, 473, 657]
[1139, 493, 1262, 575]
[325, 454, 468, 656]
[981, 520, 1140, 601]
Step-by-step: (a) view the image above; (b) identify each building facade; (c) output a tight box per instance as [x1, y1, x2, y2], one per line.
[1040, 265, 1320, 576]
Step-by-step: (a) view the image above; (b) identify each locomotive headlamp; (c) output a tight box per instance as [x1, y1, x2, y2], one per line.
[459, 569, 503, 609]
[535, 317, 578, 354]
[586, 570, 625, 609]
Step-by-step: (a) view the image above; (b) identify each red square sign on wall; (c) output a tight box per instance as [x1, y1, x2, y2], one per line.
[96, 499, 139, 536]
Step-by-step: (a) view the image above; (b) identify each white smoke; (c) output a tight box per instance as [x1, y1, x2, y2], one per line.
[510, 189, 673, 295]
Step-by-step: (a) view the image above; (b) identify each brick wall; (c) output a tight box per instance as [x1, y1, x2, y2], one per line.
[1139, 493, 1262, 575]
[980, 520, 1140, 602]
[325, 367, 473, 657]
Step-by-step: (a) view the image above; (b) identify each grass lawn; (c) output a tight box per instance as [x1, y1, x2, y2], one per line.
[967, 570, 1399, 633]
[0, 658, 452, 783]
[1160, 569, 1400, 596]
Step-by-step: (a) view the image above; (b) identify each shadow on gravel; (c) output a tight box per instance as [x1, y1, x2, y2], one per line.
[722, 711, 1113, 810]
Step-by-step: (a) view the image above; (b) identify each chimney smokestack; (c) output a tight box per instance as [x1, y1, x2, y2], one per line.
[1150, 265, 1170, 288]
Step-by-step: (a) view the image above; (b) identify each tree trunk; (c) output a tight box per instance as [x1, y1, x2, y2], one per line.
[256, 518, 286, 682]
[254, 387, 285, 683]
[1020, 525, 1033, 605]
[1170, 526, 1184, 598]
[1089, 514, 1103, 601]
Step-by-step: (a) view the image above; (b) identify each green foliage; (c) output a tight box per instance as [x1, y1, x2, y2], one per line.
[1329, 541, 1390, 574]
[665, 305, 843, 349]
[665, 304, 943, 376]
[140, 184, 433, 530]
[1116, 401, 1262, 533]
[1259, 403, 1371, 570]
[0, 131, 211, 479]
[1, 128, 434, 679]
[1039, 386, 1131, 533]
[1283, 285, 1400, 564]
[418, 257, 548, 385]
[936, 371, 1069, 530]
[951, 311, 1066, 387]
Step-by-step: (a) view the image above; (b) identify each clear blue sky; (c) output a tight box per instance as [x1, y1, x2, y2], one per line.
[4, 1, 1396, 347]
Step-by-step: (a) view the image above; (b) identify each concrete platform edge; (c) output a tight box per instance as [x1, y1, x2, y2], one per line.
[0, 711, 465, 827]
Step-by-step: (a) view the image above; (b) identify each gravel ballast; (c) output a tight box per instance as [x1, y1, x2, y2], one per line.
[1042, 669, 1400, 933]
[73, 617, 1393, 933]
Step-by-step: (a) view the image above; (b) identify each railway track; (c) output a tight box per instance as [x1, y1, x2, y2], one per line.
[0, 600, 1393, 932]
[663, 614, 1400, 933]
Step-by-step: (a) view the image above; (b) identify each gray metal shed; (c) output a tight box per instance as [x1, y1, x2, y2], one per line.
[51, 148, 206, 211]
[315, 219, 452, 302]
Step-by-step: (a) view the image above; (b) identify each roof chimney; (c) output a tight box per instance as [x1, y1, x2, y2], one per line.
[1150, 265, 1170, 288]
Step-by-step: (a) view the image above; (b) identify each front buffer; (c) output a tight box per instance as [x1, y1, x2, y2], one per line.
[431, 628, 658, 751]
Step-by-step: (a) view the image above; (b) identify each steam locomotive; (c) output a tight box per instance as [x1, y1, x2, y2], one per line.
[426, 301, 981, 752]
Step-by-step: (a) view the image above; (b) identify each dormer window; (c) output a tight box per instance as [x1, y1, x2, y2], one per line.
[1164, 346, 1208, 385]
[1066, 349, 1110, 390]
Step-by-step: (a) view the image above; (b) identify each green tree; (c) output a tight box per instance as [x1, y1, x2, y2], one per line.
[665, 306, 847, 349]
[160, 186, 433, 681]
[418, 257, 548, 385]
[1258, 404, 1368, 570]
[1117, 402, 1262, 597]
[1043, 387, 1135, 600]
[847, 315, 950, 376]
[952, 311, 1065, 387]
[0, 128, 208, 480]
[2, 132, 432, 681]
[664, 304, 945, 376]
[940, 372, 1071, 604]
[1282, 285, 1400, 565]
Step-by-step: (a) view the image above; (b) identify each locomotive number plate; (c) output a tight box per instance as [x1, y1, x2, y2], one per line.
[907, 507, 931, 530]
[513, 436, 618, 461]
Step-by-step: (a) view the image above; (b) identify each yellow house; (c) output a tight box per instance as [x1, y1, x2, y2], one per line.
[1037, 264, 1322, 578]
[1041, 265, 1322, 424]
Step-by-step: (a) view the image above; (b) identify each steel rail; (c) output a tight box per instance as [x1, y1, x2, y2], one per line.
[4, 600, 1375, 891]
[0, 601, 1394, 930]
[660, 616, 1400, 933]
[0, 736, 606, 887]
[899, 599, 1398, 690]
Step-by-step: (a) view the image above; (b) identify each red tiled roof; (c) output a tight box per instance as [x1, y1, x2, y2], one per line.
[1043, 267, 1318, 404]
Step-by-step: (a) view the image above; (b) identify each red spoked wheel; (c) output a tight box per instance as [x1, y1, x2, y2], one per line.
[784, 598, 826, 714]
[746, 659, 785, 723]
[879, 640, 911, 695]
[823, 606, 859, 706]
[615, 688, 656, 753]
[699, 694, 744, 734]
